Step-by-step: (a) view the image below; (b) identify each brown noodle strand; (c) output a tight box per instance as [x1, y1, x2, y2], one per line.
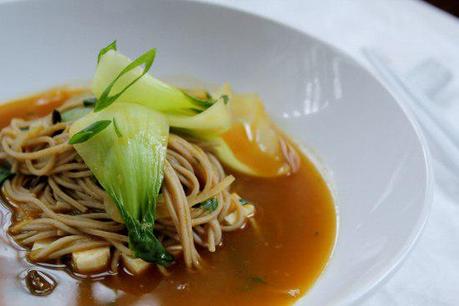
[111, 249, 121, 273]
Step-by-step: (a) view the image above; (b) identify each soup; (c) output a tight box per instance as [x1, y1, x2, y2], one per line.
[0, 43, 335, 306]
[0, 89, 335, 306]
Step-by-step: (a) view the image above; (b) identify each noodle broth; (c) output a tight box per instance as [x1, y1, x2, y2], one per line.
[0, 89, 336, 306]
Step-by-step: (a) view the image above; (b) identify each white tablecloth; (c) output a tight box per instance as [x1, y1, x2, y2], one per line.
[205, 1, 459, 305]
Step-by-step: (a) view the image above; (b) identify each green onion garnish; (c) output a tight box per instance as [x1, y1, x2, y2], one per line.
[94, 48, 156, 112]
[197, 198, 218, 212]
[239, 198, 249, 205]
[69, 120, 112, 144]
[0, 164, 13, 185]
[97, 40, 117, 64]
[52, 110, 62, 124]
[83, 97, 97, 107]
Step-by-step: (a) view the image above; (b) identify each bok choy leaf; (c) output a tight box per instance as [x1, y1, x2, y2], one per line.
[69, 120, 112, 144]
[92, 45, 232, 137]
[94, 49, 212, 115]
[94, 48, 157, 112]
[168, 99, 231, 138]
[61, 107, 92, 122]
[69, 103, 173, 265]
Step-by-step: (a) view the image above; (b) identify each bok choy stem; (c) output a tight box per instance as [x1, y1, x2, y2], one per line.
[70, 103, 173, 265]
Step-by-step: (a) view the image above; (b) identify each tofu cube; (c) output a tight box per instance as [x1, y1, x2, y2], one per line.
[224, 204, 255, 225]
[244, 204, 255, 217]
[121, 254, 151, 275]
[224, 211, 237, 225]
[72, 247, 110, 274]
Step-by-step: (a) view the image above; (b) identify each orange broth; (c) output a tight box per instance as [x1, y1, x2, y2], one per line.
[0, 89, 336, 306]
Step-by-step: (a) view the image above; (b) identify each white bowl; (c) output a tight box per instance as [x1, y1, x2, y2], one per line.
[0, 0, 432, 305]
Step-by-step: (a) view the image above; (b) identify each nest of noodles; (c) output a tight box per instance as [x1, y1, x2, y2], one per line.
[0, 95, 255, 275]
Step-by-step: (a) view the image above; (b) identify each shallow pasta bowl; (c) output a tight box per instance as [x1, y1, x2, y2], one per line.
[0, 0, 432, 305]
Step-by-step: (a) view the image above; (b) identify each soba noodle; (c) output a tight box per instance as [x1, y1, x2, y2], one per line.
[0, 95, 256, 274]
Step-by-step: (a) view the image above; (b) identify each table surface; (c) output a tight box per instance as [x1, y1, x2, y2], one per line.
[206, 1, 459, 305]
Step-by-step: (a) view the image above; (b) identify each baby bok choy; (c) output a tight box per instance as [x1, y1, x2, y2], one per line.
[93, 43, 232, 137]
[69, 102, 173, 265]
[94, 48, 201, 115]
